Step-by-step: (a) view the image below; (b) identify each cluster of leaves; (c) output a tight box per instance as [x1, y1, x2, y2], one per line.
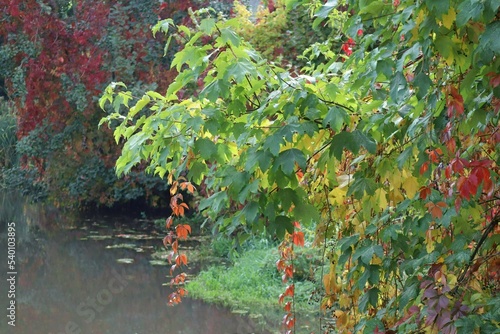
[232, 0, 334, 68]
[276, 221, 305, 333]
[0, 0, 220, 208]
[162, 176, 196, 305]
[101, 0, 499, 332]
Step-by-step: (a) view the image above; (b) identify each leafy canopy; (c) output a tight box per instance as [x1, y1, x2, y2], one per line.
[101, 0, 499, 332]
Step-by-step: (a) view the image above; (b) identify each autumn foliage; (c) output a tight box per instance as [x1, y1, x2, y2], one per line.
[0, 0, 216, 207]
[101, 0, 499, 332]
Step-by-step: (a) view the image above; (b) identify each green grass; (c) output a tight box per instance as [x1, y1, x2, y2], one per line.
[186, 244, 322, 332]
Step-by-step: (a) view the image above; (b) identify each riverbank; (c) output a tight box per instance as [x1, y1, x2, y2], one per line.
[182, 237, 325, 333]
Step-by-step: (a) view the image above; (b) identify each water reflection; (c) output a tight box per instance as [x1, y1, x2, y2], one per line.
[0, 192, 269, 334]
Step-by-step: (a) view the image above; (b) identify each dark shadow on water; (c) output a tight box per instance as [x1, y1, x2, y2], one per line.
[0, 191, 271, 334]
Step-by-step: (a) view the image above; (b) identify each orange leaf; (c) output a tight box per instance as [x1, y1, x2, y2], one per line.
[292, 231, 305, 247]
[175, 253, 188, 266]
[172, 239, 179, 253]
[176, 224, 191, 240]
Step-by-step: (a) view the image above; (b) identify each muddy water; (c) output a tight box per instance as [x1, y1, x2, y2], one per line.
[0, 192, 270, 334]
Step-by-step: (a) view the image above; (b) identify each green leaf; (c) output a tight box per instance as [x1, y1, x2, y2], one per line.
[219, 27, 240, 47]
[323, 106, 349, 132]
[476, 21, 500, 63]
[199, 18, 216, 34]
[359, 287, 379, 312]
[314, 0, 338, 19]
[330, 130, 376, 160]
[413, 72, 432, 100]
[425, 0, 450, 17]
[242, 201, 259, 223]
[390, 72, 408, 103]
[187, 161, 207, 184]
[294, 200, 320, 225]
[273, 148, 307, 175]
[398, 281, 419, 311]
[263, 134, 284, 157]
[339, 234, 359, 253]
[347, 177, 377, 198]
[359, 1, 385, 16]
[456, 0, 484, 27]
[274, 215, 294, 239]
[194, 138, 217, 160]
[201, 79, 230, 102]
[129, 95, 150, 117]
[225, 59, 255, 83]
[397, 146, 414, 170]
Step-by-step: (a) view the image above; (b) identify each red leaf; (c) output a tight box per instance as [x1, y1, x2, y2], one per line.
[420, 161, 430, 175]
[419, 186, 431, 200]
[446, 86, 464, 118]
[276, 259, 286, 271]
[488, 72, 500, 88]
[284, 284, 295, 297]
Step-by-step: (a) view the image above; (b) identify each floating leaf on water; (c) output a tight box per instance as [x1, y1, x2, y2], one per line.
[116, 234, 157, 240]
[149, 260, 167, 266]
[87, 235, 113, 240]
[116, 258, 134, 264]
[105, 243, 137, 250]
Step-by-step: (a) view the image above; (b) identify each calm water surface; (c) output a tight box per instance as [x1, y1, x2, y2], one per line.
[0, 192, 270, 334]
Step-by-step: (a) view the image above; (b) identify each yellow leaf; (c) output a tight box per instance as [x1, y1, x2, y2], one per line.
[442, 7, 456, 29]
[339, 293, 350, 308]
[402, 175, 419, 198]
[334, 310, 347, 327]
[425, 229, 435, 253]
[372, 188, 388, 211]
[388, 188, 404, 204]
[447, 273, 457, 289]
[329, 187, 347, 205]
[388, 169, 403, 190]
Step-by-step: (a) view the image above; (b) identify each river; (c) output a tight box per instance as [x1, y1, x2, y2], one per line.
[0, 191, 270, 334]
